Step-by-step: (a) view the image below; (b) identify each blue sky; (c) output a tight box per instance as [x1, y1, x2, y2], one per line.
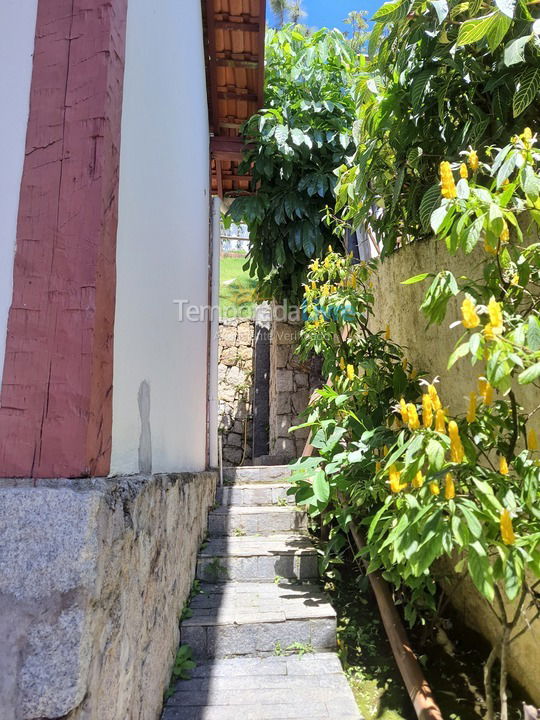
[266, 0, 383, 32]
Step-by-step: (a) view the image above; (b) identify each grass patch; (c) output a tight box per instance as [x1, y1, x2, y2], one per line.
[330, 574, 413, 720]
[220, 254, 257, 318]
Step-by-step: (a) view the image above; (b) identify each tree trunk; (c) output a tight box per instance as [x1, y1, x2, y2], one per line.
[499, 627, 509, 720]
[483, 643, 499, 720]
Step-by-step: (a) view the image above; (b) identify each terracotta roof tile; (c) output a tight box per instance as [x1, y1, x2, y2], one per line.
[202, 0, 265, 195]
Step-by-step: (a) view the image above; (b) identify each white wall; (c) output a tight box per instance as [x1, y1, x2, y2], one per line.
[111, 0, 210, 474]
[0, 0, 38, 379]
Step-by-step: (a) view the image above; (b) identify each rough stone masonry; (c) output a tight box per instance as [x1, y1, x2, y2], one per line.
[0, 471, 216, 720]
[269, 316, 322, 460]
[218, 319, 255, 465]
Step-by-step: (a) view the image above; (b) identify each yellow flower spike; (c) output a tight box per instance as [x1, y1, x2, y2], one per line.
[429, 481, 440, 496]
[468, 149, 479, 171]
[452, 442, 464, 464]
[499, 222, 509, 244]
[430, 390, 442, 412]
[461, 296, 480, 329]
[440, 161, 457, 199]
[511, 273, 519, 286]
[412, 470, 424, 489]
[459, 163, 468, 179]
[311, 281, 317, 291]
[483, 322, 495, 341]
[444, 472, 455, 500]
[383, 445, 389, 457]
[466, 392, 477, 423]
[528, 428, 538, 451]
[483, 382, 494, 405]
[523, 127, 533, 142]
[422, 394, 433, 428]
[499, 456, 509, 475]
[487, 297, 504, 332]
[311, 258, 319, 271]
[385, 324, 391, 340]
[448, 421, 464, 463]
[346, 364, 355, 381]
[389, 465, 408, 493]
[339, 357, 346, 371]
[435, 409, 446, 433]
[375, 461, 382, 473]
[410, 368, 418, 380]
[407, 403, 420, 431]
[399, 398, 409, 424]
[402, 357, 408, 370]
[500, 509, 515, 545]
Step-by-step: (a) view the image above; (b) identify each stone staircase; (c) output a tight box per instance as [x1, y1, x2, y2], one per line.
[162, 466, 361, 720]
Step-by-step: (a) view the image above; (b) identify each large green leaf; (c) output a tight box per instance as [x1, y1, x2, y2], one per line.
[312, 471, 330, 504]
[372, 0, 409, 23]
[518, 362, 540, 384]
[513, 67, 540, 117]
[456, 13, 496, 45]
[420, 185, 442, 231]
[503, 35, 531, 66]
[486, 13, 512, 51]
[275, 124, 289, 144]
[467, 542, 495, 601]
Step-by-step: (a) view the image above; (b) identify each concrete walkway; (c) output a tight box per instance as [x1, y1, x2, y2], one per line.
[162, 466, 361, 720]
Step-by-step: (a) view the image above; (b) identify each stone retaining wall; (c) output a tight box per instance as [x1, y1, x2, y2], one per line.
[269, 317, 322, 460]
[0, 471, 216, 720]
[218, 319, 254, 465]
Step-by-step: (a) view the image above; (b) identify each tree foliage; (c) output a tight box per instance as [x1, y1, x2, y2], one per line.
[228, 27, 362, 302]
[343, 10, 370, 53]
[290, 132, 540, 719]
[336, 0, 540, 255]
[269, 0, 306, 28]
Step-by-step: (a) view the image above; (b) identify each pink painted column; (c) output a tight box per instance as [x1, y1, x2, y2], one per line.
[0, 0, 127, 478]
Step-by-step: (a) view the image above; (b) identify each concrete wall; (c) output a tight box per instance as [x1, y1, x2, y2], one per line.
[111, 0, 210, 475]
[0, 0, 38, 381]
[371, 238, 540, 704]
[370, 237, 540, 443]
[0, 471, 216, 720]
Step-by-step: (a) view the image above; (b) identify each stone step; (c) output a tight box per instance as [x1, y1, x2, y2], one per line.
[196, 535, 318, 583]
[208, 506, 307, 536]
[162, 653, 361, 719]
[217, 483, 294, 506]
[223, 466, 291, 485]
[181, 581, 336, 660]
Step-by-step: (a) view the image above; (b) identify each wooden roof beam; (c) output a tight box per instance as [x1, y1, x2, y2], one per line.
[214, 21, 260, 31]
[204, 0, 220, 135]
[216, 59, 259, 69]
[217, 91, 258, 101]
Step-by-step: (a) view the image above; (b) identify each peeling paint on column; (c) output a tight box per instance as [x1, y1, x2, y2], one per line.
[0, 0, 128, 478]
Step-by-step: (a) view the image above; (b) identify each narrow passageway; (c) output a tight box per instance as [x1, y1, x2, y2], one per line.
[162, 465, 361, 719]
